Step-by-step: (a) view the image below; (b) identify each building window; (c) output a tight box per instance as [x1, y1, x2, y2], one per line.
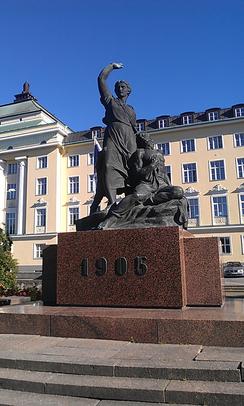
[136, 122, 145, 132]
[7, 163, 17, 175]
[242, 236, 244, 255]
[68, 155, 79, 167]
[208, 135, 223, 150]
[6, 212, 16, 235]
[182, 115, 193, 125]
[36, 208, 46, 227]
[91, 129, 100, 138]
[188, 198, 199, 219]
[69, 207, 79, 226]
[88, 152, 94, 165]
[208, 111, 219, 121]
[7, 184, 16, 200]
[182, 163, 197, 183]
[219, 237, 231, 254]
[235, 107, 244, 117]
[237, 158, 244, 178]
[165, 165, 171, 182]
[37, 156, 47, 169]
[240, 194, 244, 217]
[158, 119, 168, 129]
[181, 139, 195, 153]
[34, 244, 45, 259]
[157, 142, 170, 155]
[69, 176, 79, 194]
[88, 174, 96, 193]
[234, 133, 244, 147]
[213, 196, 228, 217]
[210, 160, 225, 181]
[36, 178, 47, 195]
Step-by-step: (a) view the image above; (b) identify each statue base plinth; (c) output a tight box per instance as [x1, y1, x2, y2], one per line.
[43, 227, 223, 308]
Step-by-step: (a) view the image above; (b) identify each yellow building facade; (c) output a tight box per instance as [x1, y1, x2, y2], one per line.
[0, 88, 244, 279]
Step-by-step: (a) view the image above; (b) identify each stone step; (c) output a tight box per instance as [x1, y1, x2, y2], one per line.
[0, 354, 241, 382]
[0, 367, 167, 403]
[0, 388, 99, 405]
[165, 380, 244, 406]
[0, 389, 200, 406]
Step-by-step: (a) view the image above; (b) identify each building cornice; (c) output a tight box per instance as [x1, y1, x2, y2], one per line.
[189, 224, 244, 233]
[10, 233, 57, 241]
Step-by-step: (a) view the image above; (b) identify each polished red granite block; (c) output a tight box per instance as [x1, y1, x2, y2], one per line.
[56, 227, 187, 308]
[51, 315, 158, 343]
[0, 314, 50, 336]
[184, 237, 223, 306]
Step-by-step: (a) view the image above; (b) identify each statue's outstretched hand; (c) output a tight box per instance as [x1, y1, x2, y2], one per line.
[112, 62, 123, 69]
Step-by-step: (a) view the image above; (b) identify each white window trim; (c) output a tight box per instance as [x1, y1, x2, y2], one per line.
[5, 209, 16, 235]
[187, 196, 200, 221]
[36, 155, 48, 169]
[208, 111, 219, 121]
[241, 235, 244, 255]
[207, 135, 223, 151]
[165, 164, 172, 184]
[68, 176, 80, 194]
[208, 159, 226, 181]
[88, 174, 96, 193]
[35, 177, 48, 196]
[219, 235, 232, 255]
[33, 243, 45, 259]
[35, 207, 47, 229]
[67, 206, 80, 227]
[87, 152, 94, 166]
[234, 133, 244, 148]
[68, 154, 80, 168]
[157, 142, 171, 156]
[181, 162, 198, 184]
[235, 108, 244, 118]
[238, 193, 244, 223]
[182, 115, 192, 125]
[158, 119, 167, 129]
[210, 194, 229, 225]
[180, 139, 196, 153]
[236, 157, 244, 179]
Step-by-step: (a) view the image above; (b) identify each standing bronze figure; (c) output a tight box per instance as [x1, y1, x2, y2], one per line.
[90, 63, 137, 214]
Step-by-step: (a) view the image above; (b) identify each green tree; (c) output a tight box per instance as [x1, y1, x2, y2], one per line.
[0, 228, 18, 292]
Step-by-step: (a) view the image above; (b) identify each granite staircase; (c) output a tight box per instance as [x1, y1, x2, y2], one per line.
[0, 335, 243, 405]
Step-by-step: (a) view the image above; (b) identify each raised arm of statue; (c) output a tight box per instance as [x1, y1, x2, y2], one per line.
[98, 62, 123, 104]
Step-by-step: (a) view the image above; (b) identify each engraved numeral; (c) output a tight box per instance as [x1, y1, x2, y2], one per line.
[80, 258, 88, 276]
[95, 257, 107, 276]
[115, 257, 127, 276]
[134, 256, 147, 276]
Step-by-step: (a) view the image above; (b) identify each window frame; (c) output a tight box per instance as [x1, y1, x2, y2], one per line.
[7, 163, 17, 175]
[234, 133, 244, 147]
[7, 183, 16, 200]
[236, 157, 244, 179]
[6, 211, 16, 235]
[88, 152, 94, 165]
[219, 236, 232, 255]
[235, 107, 244, 118]
[208, 135, 223, 150]
[208, 111, 219, 121]
[37, 155, 48, 169]
[209, 159, 226, 181]
[36, 177, 47, 196]
[68, 206, 80, 226]
[68, 154, 80, 168]
[212, 195, 228, 218]
[35, 208, 47, 227]
[68, 176, 80, 194]
[182, 162, 198, 183]
[88, 174, 96, 193]
[157, 142, 171, 156]
[187, 197, 200, 219]
[181, 139, 196, 153]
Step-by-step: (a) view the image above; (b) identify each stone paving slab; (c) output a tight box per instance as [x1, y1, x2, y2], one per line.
[166, 380, 244, 406]
[98, 401, 200, 406]
[196, 346, 244, 362]
[0, 388, 99, 405]
[0, 368, 168, 403]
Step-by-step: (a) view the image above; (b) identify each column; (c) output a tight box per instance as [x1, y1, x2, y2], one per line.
[0, 160, 6, 228]
[16, 157, 27, 235]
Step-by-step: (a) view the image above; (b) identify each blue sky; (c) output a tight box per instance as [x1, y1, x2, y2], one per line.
[0, 0, 243, 131]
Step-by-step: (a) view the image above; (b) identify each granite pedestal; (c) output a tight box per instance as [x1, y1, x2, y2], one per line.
[43, 226, 223, 308]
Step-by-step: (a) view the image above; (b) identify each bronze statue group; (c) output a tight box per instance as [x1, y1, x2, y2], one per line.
[80, 63, 188, 231]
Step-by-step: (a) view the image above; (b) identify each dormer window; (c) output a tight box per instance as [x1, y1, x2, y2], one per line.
[91, 128, 101, 139]
[136, 121, 146, 132]
[208, 111, 219, 121]
[181, 113, 194, 125]
[235, 107, 244, 118]
[157, 116, 169, 129]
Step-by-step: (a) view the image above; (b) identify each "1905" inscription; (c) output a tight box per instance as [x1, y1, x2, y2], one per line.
[80, 256, 147, 277]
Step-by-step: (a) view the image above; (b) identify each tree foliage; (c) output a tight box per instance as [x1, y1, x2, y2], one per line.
[0, 228, 18, 291]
